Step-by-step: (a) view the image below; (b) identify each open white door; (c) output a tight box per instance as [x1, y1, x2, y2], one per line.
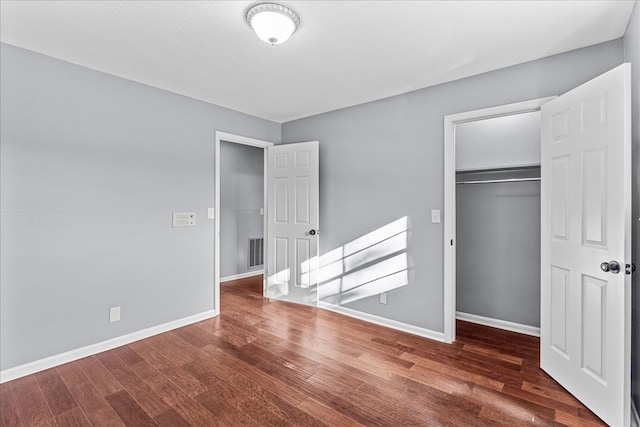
[266, 141, 319, 306]
[541, 64, 631, 426]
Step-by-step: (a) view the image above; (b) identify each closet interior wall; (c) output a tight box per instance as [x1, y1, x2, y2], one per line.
[456, 167, 541, 328]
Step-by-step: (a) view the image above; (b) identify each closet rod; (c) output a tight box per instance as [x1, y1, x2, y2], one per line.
[456, 177, 541, 185]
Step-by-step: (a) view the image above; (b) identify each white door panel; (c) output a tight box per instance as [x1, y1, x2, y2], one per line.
[541, 64, 631, 426]
[266, 141, 319, 305]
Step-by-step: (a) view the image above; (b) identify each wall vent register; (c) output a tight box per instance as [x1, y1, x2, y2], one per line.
[248, 237, 264, 268]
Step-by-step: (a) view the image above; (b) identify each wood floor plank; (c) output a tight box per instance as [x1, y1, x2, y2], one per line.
[96, 352, 171, 418]
[399, 376, 483, 427]
[171, 324, 216, 348]
[105, 390, 158, 427]
[356, 350, 415, 379]
[126, 340, 176, 371]
[129, 361, 190, 405]
[521, 381, 585, 408]
[112, 345, 144, 366]
[297, 397, 366, 427]
[75, 356, 123, 397]
[34, 368, 77, 416]
[396, 361, 476, 396]
[192, 316, 222, 335]
[346, 382, 436, 427]
[198, 345, 307, 407]
[478, 404, 563, 426]
[0, 382, 23, 427]
[157, 366, 208, 398]
[461, 342, 524, 365]
[195, 384, 292, 426]
[275, 339, 408, 400]
[224, 372, 325, 427]
[142, 334, 196, 367]
[57, 363, 126, 427]
[473, 383, 559, 424]
[195, 390, 260, 427]
[0, 275, 606, 427]
[554, 410, 610, 427]
[10, 376, 55, 427]
[402, 353, 505, 391]
[163, 397, 222, 427]
[53, 408, 91, 427]
[153, 409, 192, 427]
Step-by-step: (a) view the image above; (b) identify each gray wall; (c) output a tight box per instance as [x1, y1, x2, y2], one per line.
[0, 43, 280, 370]
[282, 40, 624, 333]
[623, 1, 640, 414]
[456, 111, 541, 171]
[219, 141, 264, 278]
[456, 179, 541, 327]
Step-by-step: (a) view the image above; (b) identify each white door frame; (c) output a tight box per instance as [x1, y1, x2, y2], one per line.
[214, 131, 274, 314]
[442, 96, 556, 343]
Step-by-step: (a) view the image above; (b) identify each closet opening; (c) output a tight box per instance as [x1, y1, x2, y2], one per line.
[442, 96, 555, 343]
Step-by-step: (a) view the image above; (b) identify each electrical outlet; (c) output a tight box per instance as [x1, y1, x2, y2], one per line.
[109, 306, 121, 323]
[379, 292, 387, 304]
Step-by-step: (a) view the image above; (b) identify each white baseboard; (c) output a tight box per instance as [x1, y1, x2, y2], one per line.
[220, 270, 264, 282]
[632, 399, 639, 427]
[318, 301, 445, 342]
[0, 309, 218, 384]
[456, 311, 540, 337]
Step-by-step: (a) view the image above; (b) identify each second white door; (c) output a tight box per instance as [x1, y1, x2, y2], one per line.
[266, 141, 319, 306]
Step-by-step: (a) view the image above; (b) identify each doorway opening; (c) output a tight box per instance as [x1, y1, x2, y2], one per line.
[442, 97, 555, 343]
[214, 131, 273, 314]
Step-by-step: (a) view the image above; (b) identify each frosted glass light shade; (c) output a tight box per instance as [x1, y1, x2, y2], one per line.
[247, 3, 300, 45]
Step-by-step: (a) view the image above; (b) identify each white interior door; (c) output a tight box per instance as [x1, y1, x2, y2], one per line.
[266, 141, 319, 305]
[541, 64, 631, 426]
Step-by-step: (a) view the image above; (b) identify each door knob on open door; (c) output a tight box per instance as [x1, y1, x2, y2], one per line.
[600, 260, 621, 274]
[309, 229, 317, 236]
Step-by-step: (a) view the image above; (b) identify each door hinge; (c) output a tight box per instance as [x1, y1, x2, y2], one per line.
[625, 263, 636, 275]
[450, 239, 454, 246]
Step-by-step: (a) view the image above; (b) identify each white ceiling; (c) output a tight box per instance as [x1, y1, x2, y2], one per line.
[0, 1, 635, 123]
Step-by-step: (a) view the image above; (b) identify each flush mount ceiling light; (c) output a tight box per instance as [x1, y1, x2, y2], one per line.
[246, 2, 300, 45]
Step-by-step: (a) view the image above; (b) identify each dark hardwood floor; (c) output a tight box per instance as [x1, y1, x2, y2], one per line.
[1, 276, 605, 426]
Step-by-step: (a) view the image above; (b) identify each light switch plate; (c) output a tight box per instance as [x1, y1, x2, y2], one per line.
[173, 212, 196, 227]
[431, 209, 441, 224]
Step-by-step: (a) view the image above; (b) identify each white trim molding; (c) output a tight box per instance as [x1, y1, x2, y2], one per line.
[221, 270, 264, 283]
[318, 302, 445, 343]
[442, 96, 556, 344]
[456, 311, 540, 337]
[0, 310, 216, 384]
